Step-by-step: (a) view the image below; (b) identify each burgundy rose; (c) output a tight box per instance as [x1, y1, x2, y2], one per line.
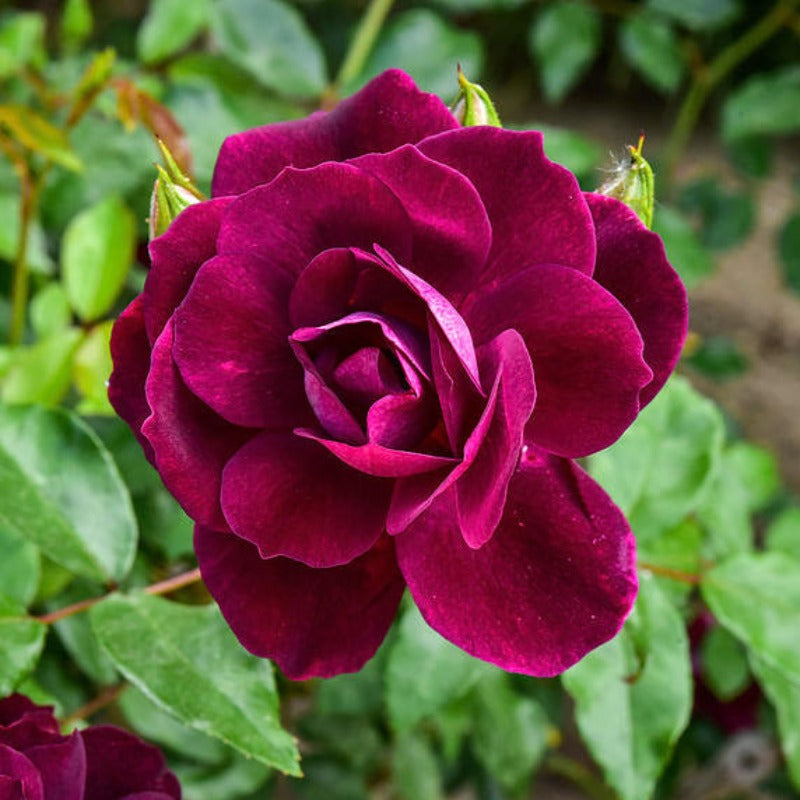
[0, 693, 181, 799]
[110, 69, 687, 680]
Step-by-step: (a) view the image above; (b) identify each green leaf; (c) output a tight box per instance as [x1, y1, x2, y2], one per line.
[723, 67, 800, 141]
[61, 195, 136, 322]
[386, 605, 490, 733]
[60, 0, 93, 51]
[315, 647, 386, 718]
[0, 13, 46, 79]
[72, 320, 114, 415]
[0, 528, 40, 608]
[472, 672, 548, 792]
[0, 106, 82, 171]
[686, 335, 748, 380]
[652, 205, 715, 288]
[30, 284, 72, 339]
[645, 0, 740, 31]
[0, 404, 137, 582]
[2, 328, 84, 406]
[529, 1, 601, 103]
[537, 124, 601, 180]
[779, 212, 800, 295]
[392, 732, 442, 800]
[678, 178, 755, 251]
[91, 594, 300, 774]
[174, 752, 270, 800]
[725, 135, 773, 178]
[0, 598, 46, 695]
[563, 576, 692, 800]
[619, 13, 684, 94]
[427, 0, 528, 10]
[637, 518, 702, 606]
[211, 0, 326, 99]
[138, 0, 212, 64]
[702, 552, 800, 684]
[766, 507, 800, 559]
[701, 625, 751, 700]
[589, 376, 724, 542]
[750, 656, 800, 790]
[355, 10, 484, 99]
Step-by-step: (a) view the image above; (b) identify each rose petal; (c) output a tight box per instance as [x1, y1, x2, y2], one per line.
[142, 321, 251, 531]
[585, 193, 688, 407]
[217, 163, 413, 272]
[172, 254, 306, 429]
[418, 127, 596, 285]
[107, 297, 155, 464]
[396, 449, 638, 676]
[0, 745, 43, 800]
[351, 145, 491, 300]
[24, 734, 85, 800]
[367, 391, 439, 450]
[466, 264, 652, 458]
[196, 529, 405, 679]
[143, 197, 232, 344]
[81, 727, 180, 800]
[212, 69, 457, 196]
[220, 432, 391, 566]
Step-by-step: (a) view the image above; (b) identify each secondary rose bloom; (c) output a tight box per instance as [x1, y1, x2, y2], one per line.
[110, 70, 687, 680]
[0, 694, 181, 799]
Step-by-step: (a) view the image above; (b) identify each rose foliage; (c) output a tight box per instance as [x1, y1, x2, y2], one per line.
[0, 693, 181, 799]
[109, 70, 687, 680]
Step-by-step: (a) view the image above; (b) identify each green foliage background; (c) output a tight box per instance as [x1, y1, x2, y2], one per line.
[1, 0, 799, 798]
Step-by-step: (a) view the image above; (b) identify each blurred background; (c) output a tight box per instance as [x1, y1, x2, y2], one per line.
[1, 1, 799, 798]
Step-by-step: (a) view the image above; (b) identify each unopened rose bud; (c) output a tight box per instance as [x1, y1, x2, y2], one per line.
[598, 134, 655, 229]
[450, 67, 501, 128]
[147, 139, 204, 240]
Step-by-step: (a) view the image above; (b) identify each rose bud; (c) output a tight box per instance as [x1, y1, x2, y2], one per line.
[598, 134, 655, 229]
[0, 693, 181, 798]
[450, 67, 501, 127]
[109, 69, 687, 680]
[148, 140, 204, 240]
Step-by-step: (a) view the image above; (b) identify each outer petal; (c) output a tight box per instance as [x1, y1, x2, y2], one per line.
[212, 69, 457, 196]
[418, 127, 596, 287]
[107, 297, 155, 463]
[220, 432, 391, 567]
[585, 193, 688, 406]
[172, 254, 305, 429]
[0, 745, 43, 800]
[217, 162, 413, 273]
[396, 450, 638, 676]
[466, 264, 652, 458]
[25, 734, 86, 800]
[351, 146, 491, 301]
[81, 727, 181, 800]
[142, 321, 251, 531]
[143, 197, 232, 344]
[196, 529, 405, 679]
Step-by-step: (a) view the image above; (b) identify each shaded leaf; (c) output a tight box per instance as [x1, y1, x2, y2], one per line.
[701, 625, 750, 701]
[619, 13, 684, 94]
[766, 507, 800, 559]
[72, 320, 114, 415]
[0, 598, 46, 695]
[138, 0, 213, 64]
[392, 732, 442, 800]
[30, 284, 72, 339]
[652, 205, 714, 288]
[723, 67, 800, 141]
[0, 528, 40, 608]
[645, 0, 740, 31]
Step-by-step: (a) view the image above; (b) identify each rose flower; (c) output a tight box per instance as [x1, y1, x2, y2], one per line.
[0, 693, 181, 798]
[110, 69, 687, 680]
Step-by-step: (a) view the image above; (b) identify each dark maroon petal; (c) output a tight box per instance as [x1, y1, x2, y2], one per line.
[172, 254, 305, 429]
[217, 163, 413, 272]
[0, 745, 42, 800]
[142, 322, 251, 531]
[212, 69, 457, 197]
[455, 330, 536, 549]
[418, 127, 596, 286]
[0, 697, 59, 743]
[196, 529, 405, 679]
[143, 197, 232, 344]
[108, 297, 155, 463]
[396, 450, 638, 676]
[81, 726, 180, 800]
[585, 193, 688, 407]
[24, 734, 85, 800]
[466, 264, 652, 458]
[296, 428, 455, 478]
[350, 146, 490, 301]
[220, 432, 391, 567]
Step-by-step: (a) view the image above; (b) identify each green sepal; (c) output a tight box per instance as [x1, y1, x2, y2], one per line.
[450, 67, 501, 128]
[598, 135, 655, 229]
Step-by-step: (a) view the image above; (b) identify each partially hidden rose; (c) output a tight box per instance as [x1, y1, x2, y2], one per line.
[109, 69, 687, 680]
[0, 693, 181, 799]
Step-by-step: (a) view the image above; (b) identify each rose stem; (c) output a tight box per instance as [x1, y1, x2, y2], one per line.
[544, 753, 617, 800]
[37, 567, 203, 625]
[325, 0, 395, 106]
[660, 0, 798, 190]
[60, 683, 127, 727]
[638, 561, 703, 585]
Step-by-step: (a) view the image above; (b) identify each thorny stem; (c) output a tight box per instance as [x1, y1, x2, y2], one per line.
[660, 0, 799, 189]
[638, 561, 703, 585]
[60, 683, 127, 727]
[37, 567, 203, 626]
[323, 0, 395, 107]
